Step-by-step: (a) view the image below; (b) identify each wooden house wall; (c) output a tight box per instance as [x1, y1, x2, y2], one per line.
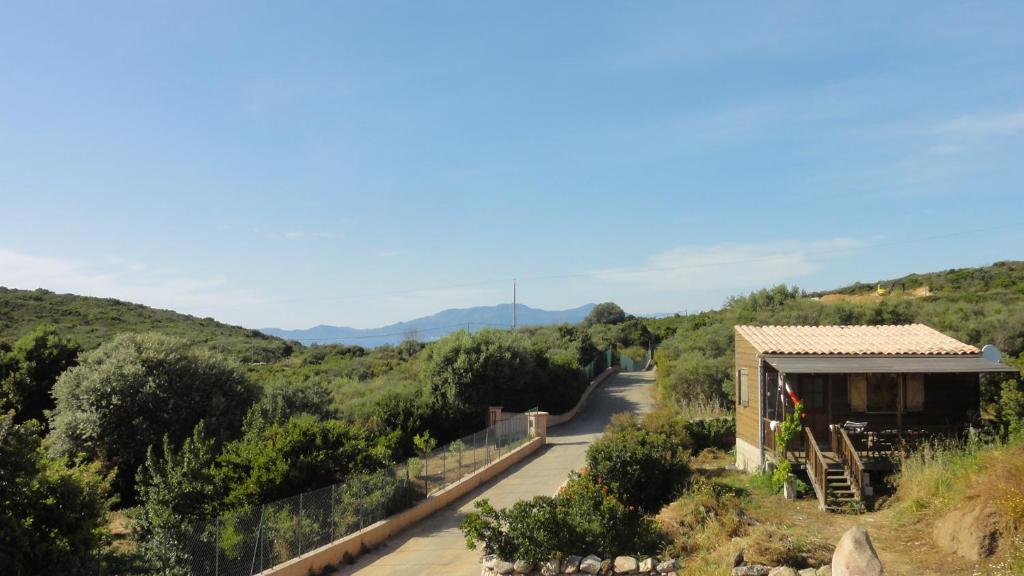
[735, 332, 761, 445]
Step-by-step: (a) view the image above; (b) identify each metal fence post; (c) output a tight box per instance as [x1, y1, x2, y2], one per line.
[215, 517, 220, 576]
[298, 492, 304, 555]
[441, 449, 446, 488]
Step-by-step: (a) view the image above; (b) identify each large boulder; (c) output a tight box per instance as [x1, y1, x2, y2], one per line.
[495, 559, 516, 575]
[831, 526, 883, 576]
[514, 560, 534, 573]
[933, 501, 1002, 561]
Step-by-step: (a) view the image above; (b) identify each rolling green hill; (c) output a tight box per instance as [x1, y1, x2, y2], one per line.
[815, 260, 1024, 303]
[0, 287, 294, 363]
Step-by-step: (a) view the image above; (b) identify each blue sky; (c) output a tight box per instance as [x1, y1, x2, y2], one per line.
[1, 2, 1022, 329]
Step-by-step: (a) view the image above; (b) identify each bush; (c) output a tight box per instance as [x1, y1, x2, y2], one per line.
[684, 417, 736, 452]
[460, 470, 664, 564]
[0, 413, 111, 575]
[585, 413, 691, 513]
[48, 333, 257, 499]
[658, 476, 746, 558]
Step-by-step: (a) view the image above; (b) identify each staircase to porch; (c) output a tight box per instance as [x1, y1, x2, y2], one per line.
[804, 428, 865, 513]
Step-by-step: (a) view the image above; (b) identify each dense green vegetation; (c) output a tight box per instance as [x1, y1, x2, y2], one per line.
[0, 287, 293, 363]
[649, 261, 1024, 414]
[3, 260, 1023, 573]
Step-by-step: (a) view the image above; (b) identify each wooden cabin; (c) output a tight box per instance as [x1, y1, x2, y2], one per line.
[733, 324, 1017, 511]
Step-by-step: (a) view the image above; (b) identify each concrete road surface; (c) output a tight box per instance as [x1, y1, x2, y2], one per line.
[334, 370, 655, 576]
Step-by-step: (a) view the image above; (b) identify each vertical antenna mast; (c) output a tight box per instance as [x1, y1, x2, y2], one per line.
[512, 279, 517, 330]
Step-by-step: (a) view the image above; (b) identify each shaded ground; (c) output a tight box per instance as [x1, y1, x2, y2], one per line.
[333, 370, 655, 576]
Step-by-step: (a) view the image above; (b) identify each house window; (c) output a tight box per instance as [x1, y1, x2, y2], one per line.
[867, 373, 899, 412]
[905, 374, 925, 412]
[738, 368, 749, 407]
[764, 372, 780, 419]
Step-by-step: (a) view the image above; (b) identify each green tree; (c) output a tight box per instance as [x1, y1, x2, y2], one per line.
[423, 330, 535, 420]
[48, 332, 257, 499]
[0, 325, 80, 424]
[0, 413, 111, 575]
[133, 422, 222, 572]
[582, 302, 626, 327]
[242, 379, 335, 434]
[215, 415, 393, 508]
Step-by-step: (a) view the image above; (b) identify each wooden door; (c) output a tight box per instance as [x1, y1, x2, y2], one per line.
[796, 375, 830, 442]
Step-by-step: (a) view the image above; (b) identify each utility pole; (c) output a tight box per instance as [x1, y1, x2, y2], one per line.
[512, 279, 517, 330]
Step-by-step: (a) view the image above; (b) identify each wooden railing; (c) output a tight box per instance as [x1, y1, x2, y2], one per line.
[831, 426, 863, 497]
[804, 427, 828, 510]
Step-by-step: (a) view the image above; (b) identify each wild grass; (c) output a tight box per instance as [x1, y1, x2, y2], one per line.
[668, 396, 732, 421]
[892, 436, 1024, 536]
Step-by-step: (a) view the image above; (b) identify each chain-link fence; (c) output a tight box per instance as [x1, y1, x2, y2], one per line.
[166, 412, 532, 575]
[619, 348, 652, 372]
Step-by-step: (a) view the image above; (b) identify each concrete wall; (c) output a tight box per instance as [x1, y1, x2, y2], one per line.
[735, 437, 762, 473]
[548, 367, 619, 428]
[258, 435, 546, 576]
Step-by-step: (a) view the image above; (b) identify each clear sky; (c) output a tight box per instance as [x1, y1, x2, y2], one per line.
[2, 2, 1022, 329]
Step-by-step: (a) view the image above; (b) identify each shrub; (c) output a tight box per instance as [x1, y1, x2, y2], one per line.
[684, 417, 736, 452]
[460, 470, 664, 564]
[658, 476, 746, 558]
[585, 414, 691, 513]
[0, 414, 111, 575]
[48, 333, 257, 499]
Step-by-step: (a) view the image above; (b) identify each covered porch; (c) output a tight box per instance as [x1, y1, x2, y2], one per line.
[760, 354, 1017, 511]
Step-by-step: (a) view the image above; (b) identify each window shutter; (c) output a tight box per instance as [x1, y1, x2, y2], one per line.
[850, 374, 867, 412]
[739, 369, 749, 407]
[906, 374, 925, 411]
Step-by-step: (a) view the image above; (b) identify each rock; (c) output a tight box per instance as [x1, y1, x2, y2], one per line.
[540, 558, 560, 576]
[599, 559, 612, 575]
[732, 548, 745, 567]
[816, 566, 831, 576]
[638, 557, 653, 572]
[613, 556, 638, 573]
[563, 556, 583, 573]
[514, 560, 534, 573]
[495, 559, 515, 575]
[799, 569, 817, 576]
[655, 559, 677, 572]
[831, 526, 883, 576]
[580, 555, 602, 574]
[933, 502, 1002, 561]
[483, 555, 498, 569]
[768, 568, 799, 576]
[732, 565, 770, 576]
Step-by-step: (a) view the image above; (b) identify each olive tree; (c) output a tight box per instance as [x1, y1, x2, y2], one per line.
[48, 332, 257, 499]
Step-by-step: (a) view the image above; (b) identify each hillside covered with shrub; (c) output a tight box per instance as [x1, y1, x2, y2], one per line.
[0, 287, 294, 363]
[648, 261, 1024, 412]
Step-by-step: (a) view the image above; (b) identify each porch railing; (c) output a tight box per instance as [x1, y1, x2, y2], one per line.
[831, 426, 863, 497]
[804, 427, 828, 510]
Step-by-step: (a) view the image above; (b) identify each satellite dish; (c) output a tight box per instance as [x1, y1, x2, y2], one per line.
[981, 344, 1002, 363]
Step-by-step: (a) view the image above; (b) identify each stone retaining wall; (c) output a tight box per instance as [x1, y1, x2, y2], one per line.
[481, 554, 680, 576]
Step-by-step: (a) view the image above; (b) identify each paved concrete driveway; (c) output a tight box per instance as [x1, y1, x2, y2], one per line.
[336, 370, 654, 576]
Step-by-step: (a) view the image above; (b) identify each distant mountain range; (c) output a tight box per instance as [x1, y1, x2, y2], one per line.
[260, 303, 597, 347]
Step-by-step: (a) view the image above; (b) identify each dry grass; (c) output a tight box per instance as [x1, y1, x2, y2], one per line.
[892, 437, 1024, 536]
[669, 397, 731, 421]
[742, 523, 833, 569]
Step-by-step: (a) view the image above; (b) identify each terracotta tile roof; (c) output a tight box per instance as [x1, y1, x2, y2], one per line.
[735, 324, 980, 356]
